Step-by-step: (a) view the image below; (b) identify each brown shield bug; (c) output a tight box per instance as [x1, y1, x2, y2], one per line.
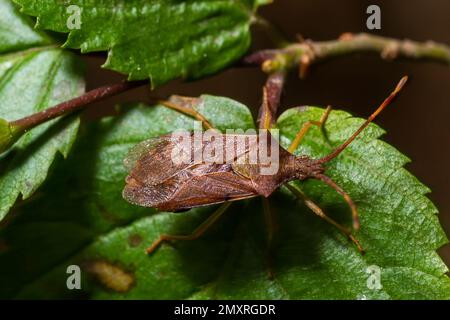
[123, 76, 408, 254]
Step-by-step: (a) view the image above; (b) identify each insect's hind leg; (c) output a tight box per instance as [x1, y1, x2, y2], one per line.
[287, 106, 332, 153]
[146, 203, 231, 254]
[285, 183, 364, 253]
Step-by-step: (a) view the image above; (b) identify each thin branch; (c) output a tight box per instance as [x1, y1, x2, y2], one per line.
[11, 80, 148, 131]
[10, 33, 450, 135]
[244, 33, 450, 76]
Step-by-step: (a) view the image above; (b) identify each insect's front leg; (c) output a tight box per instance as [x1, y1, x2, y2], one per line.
[285, 183, 364, 253]
[287, 106, 332, 153]
[158, 98, 215, 131]
[146, 203, 231, 254]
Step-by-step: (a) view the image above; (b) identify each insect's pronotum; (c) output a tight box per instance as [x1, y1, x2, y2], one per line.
[123, 76, 408, 255]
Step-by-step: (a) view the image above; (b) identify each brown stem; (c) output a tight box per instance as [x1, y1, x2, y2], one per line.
[11, 80, 148, 131]
[244, 33, 450, 75]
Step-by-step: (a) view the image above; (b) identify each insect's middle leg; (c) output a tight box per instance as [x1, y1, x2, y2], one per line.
[287, 106, 332, 153]
[146, 203, 231, 254]
[286, 183, 364, 253]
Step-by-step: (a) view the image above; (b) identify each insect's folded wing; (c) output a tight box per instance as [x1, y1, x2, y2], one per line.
[124, 163, 257, 211]
[124, 134, 193, 186]
[155, 170, 258, 211]
[123, 133, 260, 210]
[123, 170, 188, 208]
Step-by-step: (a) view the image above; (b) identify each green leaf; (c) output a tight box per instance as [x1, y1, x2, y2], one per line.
[1, 98, 449, 299]
[0, 0, 51, 52]
[0, 95, 254, 298]
[0, 0, 85, 220]
[13, 0, 268, 87]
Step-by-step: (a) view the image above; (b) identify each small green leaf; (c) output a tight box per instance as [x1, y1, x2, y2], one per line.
[0, 0, 85, 220]
[14, 0, 268, 87]
[1, 97, 448, 299]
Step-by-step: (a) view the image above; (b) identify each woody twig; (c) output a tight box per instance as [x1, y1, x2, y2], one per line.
[244, 32, 450, 78]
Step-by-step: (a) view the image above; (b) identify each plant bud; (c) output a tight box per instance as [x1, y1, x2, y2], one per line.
[0, 118, 23, 154]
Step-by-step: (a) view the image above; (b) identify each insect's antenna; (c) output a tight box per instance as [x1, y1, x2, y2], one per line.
[318, 76, 408, 164]
[315, 174, 360, 230]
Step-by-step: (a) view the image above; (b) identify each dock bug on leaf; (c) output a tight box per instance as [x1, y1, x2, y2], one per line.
[123, 77, 408, 254]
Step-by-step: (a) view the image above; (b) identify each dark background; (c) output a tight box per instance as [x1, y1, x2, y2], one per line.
[82, 0, 450, 267]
